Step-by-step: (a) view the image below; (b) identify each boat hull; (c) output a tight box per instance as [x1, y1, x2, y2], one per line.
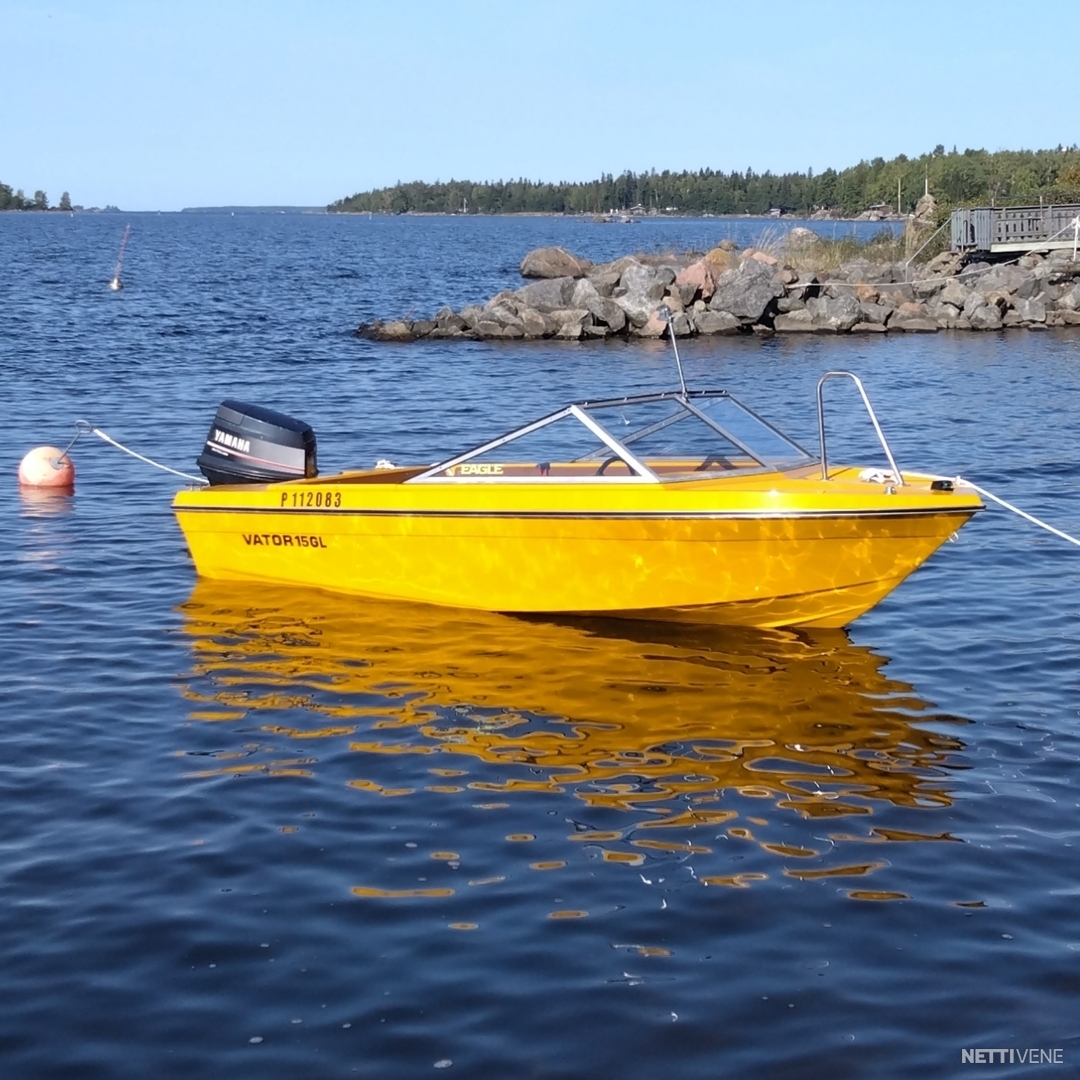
[173, 469, 980, 628]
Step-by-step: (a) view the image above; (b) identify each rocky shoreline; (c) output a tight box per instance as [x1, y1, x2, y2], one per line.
[357, 237, 1080, 343]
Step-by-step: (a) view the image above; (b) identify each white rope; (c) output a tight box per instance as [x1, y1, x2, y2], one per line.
[72, 420, 208, 485]
[955, 476, 1080, 548]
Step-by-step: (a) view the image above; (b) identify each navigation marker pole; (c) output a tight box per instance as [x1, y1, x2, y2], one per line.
[109, 224, 131, 291]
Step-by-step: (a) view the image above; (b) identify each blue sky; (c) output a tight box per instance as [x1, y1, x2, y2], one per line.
[3, 0, 1078, 211]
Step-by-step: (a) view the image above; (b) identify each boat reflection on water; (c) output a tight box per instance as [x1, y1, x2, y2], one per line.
[180, 581, 969, 892]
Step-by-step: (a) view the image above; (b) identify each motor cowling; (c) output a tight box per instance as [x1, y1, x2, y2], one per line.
[197, 400, 317, 486]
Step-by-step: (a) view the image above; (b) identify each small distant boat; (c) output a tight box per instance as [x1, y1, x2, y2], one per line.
[172, 365, 981, 628]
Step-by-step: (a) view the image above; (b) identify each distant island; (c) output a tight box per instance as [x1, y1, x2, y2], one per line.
[0, 183, 76, 212]
[329, 146, 1080, 218]
[180, 206, 327, 214]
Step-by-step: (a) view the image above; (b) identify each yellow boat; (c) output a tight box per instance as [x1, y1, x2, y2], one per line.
[172, 370, 982, 628]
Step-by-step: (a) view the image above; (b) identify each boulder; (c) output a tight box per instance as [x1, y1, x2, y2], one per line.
[411, 319, 436, 337]
[976, 265, 1029, 296]
[703, 246, 738, 275]
[670, 312, 694, 337]
[476, 319, 521, 339]
[516, 276, 576, 312]
[850, 322, 888, 333]
[708, 260, 785, 322]
[1012, 297, 1047, 323]
[548, 308, 592, 330]
[634, 310, 668, 338]
[615, 262, 670, 325]
[969, 304, 1003, 330]
[571, 278, 601, 310]
[459, 305, 484, 330]
[806, 294, 862, 332]
[858, 302, 893, 325]
[518, 307, 548, 338]
[485, 304, 525, 331]
[939, 279, 969, 308]
[587, 270, 621, 297]
[784, 226, 821, 250]
[927, 300, 961, 323]
[674, 259, 716, 301]
[854, 283, 879, 303]
[912, 276, 943, 300]
[693, 310, 741, 335]
[587, 296, 627, 333]
[746, 249, 779, 266]
[520, 246, 592, 279]
[374, 320, 414, 341]
[888, 313, 939, 332]
[555, 321, 583, 340]
[1057, 283, 1080, 311]
[773, 309, 816, 333]
[924, 251, 962, 277]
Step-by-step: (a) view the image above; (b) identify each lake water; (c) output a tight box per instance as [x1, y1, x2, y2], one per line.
[3, 211, 1080, 1078]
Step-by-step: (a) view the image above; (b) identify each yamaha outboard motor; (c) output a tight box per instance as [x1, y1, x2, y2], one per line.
[197, 400, 317, 486]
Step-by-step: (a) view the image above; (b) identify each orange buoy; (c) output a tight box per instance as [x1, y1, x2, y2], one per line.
[18, 446, 75, 490]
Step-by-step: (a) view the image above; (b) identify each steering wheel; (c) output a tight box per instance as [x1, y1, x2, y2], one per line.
[595, 455, 628, 475]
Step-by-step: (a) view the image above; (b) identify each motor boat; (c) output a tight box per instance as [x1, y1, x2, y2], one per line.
[172, 365, 981, 628]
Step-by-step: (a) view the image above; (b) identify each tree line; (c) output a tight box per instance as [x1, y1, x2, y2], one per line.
[329, 146, 1080, 217]
[1, 184, 72, 211]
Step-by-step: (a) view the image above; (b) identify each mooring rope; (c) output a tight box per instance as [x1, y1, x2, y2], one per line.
[956, 476, 1080, 548]
[65, 419, 208, 484]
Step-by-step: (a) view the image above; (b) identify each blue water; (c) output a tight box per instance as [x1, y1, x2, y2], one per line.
[3, 211, 1080, 1078]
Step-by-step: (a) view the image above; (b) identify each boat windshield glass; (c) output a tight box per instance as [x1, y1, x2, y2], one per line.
[410, 391, 814, 483]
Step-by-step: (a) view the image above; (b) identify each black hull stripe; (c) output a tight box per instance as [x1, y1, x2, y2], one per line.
[175, 506, 980, 522]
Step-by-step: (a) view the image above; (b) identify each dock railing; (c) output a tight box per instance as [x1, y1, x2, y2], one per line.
[951, 204, 1080, 254]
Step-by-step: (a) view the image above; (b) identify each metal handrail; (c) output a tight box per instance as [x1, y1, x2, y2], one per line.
[816, 372, 904, 485]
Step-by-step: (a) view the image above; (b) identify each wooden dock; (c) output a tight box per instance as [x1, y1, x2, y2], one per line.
[951, 204, 1080, 254]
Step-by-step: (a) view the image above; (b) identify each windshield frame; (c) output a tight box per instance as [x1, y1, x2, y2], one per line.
[407, 389, 816, 484]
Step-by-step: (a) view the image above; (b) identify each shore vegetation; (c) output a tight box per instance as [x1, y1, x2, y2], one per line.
[330, 146, 1080, 217]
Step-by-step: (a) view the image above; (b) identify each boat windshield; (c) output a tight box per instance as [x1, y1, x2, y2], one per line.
[409, 390, 814, 483]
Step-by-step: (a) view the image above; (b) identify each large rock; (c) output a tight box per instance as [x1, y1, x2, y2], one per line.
[888, 312, 939, 332]
[976, 265, 1030, 296]
[634, 310, 668, 338]
[1057, 283, 1080, 311]
[517, 307, 548, 338]
[586, 270, 621, 297]
[520, 246, 592, 279]
[939, 279, 969, 308]
[858, 301, 894, 325]
[674, 259, 716, 301]
[773, 309, 816, 333]
[1012, 297, 1047, 323]
[515, 276, 575, 312]
[703, 246, 738, 275]
[459, 305, 484, 330]
[708, 260, 784, 322]
[694, 310, 741, 335]
[969, 304, 1003, 330]
[784, 226, 821, 250]
[571, 277, 601, 310]
[614, 262, 671, 325]
[806, 294, 862, 332]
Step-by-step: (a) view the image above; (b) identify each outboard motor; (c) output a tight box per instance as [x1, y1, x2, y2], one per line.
[197, 400, 317, 486]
